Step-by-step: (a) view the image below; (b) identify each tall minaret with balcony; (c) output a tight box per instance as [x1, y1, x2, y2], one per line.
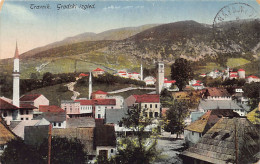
[140, 60, 143, 81]
[13, 42, 20, 107]
[89, 72, 92, 99]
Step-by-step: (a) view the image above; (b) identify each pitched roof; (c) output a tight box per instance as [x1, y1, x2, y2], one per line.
[20, 94, 42, 101]
[20, 103, 36, 109]
[93, 68, 104, 72]
[0, 98, 19, 110]
[199, 100, 242, 110]
[75, 99, 94, 105]
[182, 117, 260, 164]
[133, 94, 160, 103]
[34, 112, 66, 122]
[39, 105, 65, 113]
[0, 116, 16, 145]
[205, 88, 230, 97]
[238, 69, 245, 72]
[164, 80, 176, 84]
[66, 117, 95, 128]
[247, 75, 259, 79]
[94, 124, 116, 147]
[192, 83, 202, 86]
[92, 90, 108, 95]
[230, 74, 238, 77]
[52, 128, 95, 155]
[94, 99, 116, 105]
[79, 73, 89, 77]
[185, 109, 239, 133]
[106, 108, 128, 124]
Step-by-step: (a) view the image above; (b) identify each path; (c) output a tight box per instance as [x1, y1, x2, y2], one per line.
[107, 87, 156, 94]
[65, 77, 80, 100]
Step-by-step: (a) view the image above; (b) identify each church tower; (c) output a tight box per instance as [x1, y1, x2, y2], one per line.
[89, 72, 92, 99]
[13, 42, 20, 107]
[156, 62, 164, 94]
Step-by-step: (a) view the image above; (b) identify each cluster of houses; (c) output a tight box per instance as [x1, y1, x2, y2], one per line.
[200, 67, 260, 83]
[0, 44, 259, 163]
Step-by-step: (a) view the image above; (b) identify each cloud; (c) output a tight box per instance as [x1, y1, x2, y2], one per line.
[3, 3, 37, 21]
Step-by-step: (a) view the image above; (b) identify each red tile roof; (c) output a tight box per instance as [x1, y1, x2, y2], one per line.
[20, 94, 41, 101]
[196, 80, 201, 83]
[133, 94, 160, 103]
[247, 75, 259, 79]
[93, 68, 104, 72]
[19, 104, 36, 109]
[39, 105, 65, 113]
[238, 69, 245, 72]
[0, 98, 18, 110]
[118, 71, 126, 73]
[75, 99, 94, 105]
[92, 90, 108, 95]
[93, 99, 116, 105]
[132, 72, 139, 74]
[230, 74, 238, 77]
[164, 80, 176, 84]
[192, 83, 202, 86]
[79, 73, 89, 77]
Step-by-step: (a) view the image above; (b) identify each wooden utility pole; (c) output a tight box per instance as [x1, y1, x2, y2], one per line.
[48, 124, 52, 164]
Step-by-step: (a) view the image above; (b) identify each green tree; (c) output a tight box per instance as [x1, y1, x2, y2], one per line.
[99, 106, 159, 164]
[243, 82, 260, 110]
[164, 100, 189, 138]
[171, 58, 193, 91]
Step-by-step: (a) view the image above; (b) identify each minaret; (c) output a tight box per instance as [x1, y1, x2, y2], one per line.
[13, 42, 20, 107]
[140, 60, 143, 81]
[156, 62, 164, 94]
[88, 72, 92, 99]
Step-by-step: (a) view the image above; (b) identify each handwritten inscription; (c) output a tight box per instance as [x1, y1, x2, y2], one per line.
[30, 3, 95, 10]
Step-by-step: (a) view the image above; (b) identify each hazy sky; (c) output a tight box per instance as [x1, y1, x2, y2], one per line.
[0, 0, 259, 59]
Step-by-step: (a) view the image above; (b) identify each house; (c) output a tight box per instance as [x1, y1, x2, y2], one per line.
[144, 76, 156, 85]
[0, 98, 19, 125]
[203, 88, 231, 100]
[34, 112, 67, 128]
[39, 105, 65, 113]
[232, 88, 249, 105]
[125, 94, 160, 118]
[52, 127, 96, 161]
[92, 68, 105, 77]
[92, 90, 108, 99]
[11, 118, 50, 139]
[198, 99, 249, 116]
[94, 124, 117, 160]
[246, 75, 260, 83]
[20, 94, 49, 109]
[182, 117, 260, 164]
[131, 72, 140, 80]
[184, 109, 239, 146]
[192, 83, 204, 90]
[75, 99, 94, 117]
[107, 95, 125, 109]
[61, 100, 81, 118]
[163, 78, 176, 89]
[0, 116, 17, 155]
[79, 73, 89, 77]
[94, 99, 116, 119]
[24, 123, 50, 146]
[199, 74, 206, 77]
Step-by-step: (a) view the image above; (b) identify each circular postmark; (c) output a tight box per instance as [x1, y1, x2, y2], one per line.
[213, 3, 260, 53]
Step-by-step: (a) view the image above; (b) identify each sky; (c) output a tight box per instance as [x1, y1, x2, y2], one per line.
[0, 0, 259, 59]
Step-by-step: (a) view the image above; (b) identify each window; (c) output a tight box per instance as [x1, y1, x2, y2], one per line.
[26, 118, 29, 120]
[58, 123, 61, 127]
[150, 104, 152, 108]
[20, 110, 24, 115]
[111, 149, 114, 153]
[145, 104, 147, 108]
[26, 110, 29, 115]
[149, 112, 153, 118]
[111, 107, 114, 109]
[98, 114, 101, 118]
[54, 122, 56, 126]
[21, 118, 24, 120]
[155, 112, 158, 117]
[192, 132, 194, 135]
[3, 112, 7, 117]
[199, 133, 202, 137]
[155, 104, 158, 108]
